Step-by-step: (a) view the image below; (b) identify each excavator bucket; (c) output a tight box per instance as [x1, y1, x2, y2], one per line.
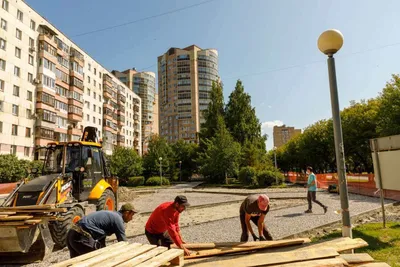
[0, 223, 54, 264]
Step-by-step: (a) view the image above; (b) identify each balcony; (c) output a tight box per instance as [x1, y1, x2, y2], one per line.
[35, 127, 55, 140]
[118, 104, 125, 113]
[117, 94, 126, 104]
[117, 115, 125, 127]
[103, 74, 113, 87]
[117, 134, 125, 143]
[103, 85, 113, 99]
[67, 126, 82, 136]
[133, 105, 140, 113]
[133, 115, 140, 122]
[68, 105, 83, 121]
[70, 48, 84, 65]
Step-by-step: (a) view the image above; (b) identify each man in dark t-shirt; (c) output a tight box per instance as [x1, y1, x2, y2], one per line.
[239, 194, 273, 242]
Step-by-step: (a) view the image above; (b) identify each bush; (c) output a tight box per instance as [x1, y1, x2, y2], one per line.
[257, 170, 285, 186]
[226, 178, 237, 184]
[238, 167, 258, 186]
[145, 176, 170, 186]
[126, 176, 144, 187]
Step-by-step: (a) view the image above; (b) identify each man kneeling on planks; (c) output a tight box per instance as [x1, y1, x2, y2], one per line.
[145, 195, 191, 256]
[240, 194, 273, 242]
[66, 203, 138, 258]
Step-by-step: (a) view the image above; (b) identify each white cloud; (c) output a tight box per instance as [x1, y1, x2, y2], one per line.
[268, 105, 272, 109]
[261, 120, 284, 134]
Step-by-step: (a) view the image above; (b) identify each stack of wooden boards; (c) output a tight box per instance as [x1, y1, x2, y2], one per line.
[0, 204, 64, 226]
[53, 242, 184, 267]
[182, 237, 390, 267]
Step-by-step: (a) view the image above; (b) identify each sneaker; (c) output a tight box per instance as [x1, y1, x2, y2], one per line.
[323, 206, 328, 214]
[304, 210, 312, 213]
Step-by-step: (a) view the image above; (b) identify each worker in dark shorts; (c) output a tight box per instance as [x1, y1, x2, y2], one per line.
[305, 166, 328, 214]
[145, 195, 191, 256]
[240, 194, 273, 242]
[66, 203, 137, 258]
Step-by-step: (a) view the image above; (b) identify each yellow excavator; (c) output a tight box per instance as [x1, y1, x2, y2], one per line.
[0, 126, 119, 263]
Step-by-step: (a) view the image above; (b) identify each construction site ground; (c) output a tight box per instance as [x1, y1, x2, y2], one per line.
[6, 182, 397, 267]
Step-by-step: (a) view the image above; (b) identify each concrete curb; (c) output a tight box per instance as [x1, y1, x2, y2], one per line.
[280, 201, 399, 240]
[186, 189, 307, 199]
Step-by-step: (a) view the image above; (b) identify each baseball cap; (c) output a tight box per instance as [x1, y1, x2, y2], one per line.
[257, 194, 270, 211]
[174, 195, 190, 207]
[120, 203, 138, 213]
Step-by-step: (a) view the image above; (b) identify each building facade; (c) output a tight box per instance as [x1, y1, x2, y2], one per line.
[157, 45, 219, 143]
[0, 0, 141, 159]
[112, 69, 156, 154]
[273, 125, 302, 148]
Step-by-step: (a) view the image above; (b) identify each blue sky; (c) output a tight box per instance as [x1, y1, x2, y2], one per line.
[27, 0, 400, 150]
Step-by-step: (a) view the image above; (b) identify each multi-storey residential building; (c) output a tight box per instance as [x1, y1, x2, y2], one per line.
[157, 45, 219, 143]
[112, 69, 155, 154]
[0, 0, 141, 159]
[152, 93, 159, 135]
[273, 125, 302, 148]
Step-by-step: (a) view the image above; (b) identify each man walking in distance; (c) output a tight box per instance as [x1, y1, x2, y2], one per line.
[67, 203, 137, 258]
[240, 194, 273, 242]
[305, 166, 328, 214]
[145, 195, 191, 256]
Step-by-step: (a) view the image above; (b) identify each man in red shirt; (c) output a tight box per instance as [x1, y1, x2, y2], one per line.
[145, 195, 191, 256]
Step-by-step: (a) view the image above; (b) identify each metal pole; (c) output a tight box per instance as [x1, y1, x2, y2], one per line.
[179, 162, 182, 182]
[327, 56, 352, 238]
[274, 150, 278, 184]
[373, 139, 386, 228]
[160, 160, 162, 186]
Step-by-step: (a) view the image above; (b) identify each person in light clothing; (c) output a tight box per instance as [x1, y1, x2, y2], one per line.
[305, 166, 328, 214]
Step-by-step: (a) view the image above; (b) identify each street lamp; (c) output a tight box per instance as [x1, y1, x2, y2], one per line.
[179, 160, 182, 182]
[159, 157, 163, 186]
[273, 146, 278, 184]
[318, 29, 352, 238]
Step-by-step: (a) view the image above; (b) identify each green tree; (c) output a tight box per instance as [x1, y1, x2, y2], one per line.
[376, 74, 400, 136]
[109, 146, 142, 185]
[143, 135, 173, 178]
[0, 154, 26, 182]
[171, 140, 199, 181]
[198, 116, 241, 183]
[225, 80, 265, 148]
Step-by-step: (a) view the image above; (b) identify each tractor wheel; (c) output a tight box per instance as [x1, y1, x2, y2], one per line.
[49, 205, 84, 248]
[96, 188, 116, 211]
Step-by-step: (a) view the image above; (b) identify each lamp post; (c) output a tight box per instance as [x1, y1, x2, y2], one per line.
[179, 161, 182, 182]
[318, 29, 352, 238]
[159, 157, 163, 186]
[273, 146, 278, 184]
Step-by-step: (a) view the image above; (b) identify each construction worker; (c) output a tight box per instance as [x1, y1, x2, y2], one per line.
[145, 195, 191, 256]
[240, 194, 273, 242]
[67, 203, 138, 258]
[304, 166, 328, 214]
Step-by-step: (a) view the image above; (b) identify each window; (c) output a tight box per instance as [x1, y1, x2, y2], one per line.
[55, 100, 68, 112]
[0, 59, 5, 70]
[98, 107, 101, 114]
[29, 37, 34, 48]
[42, 74, 55, 89]
[98, 118, 101, 125]
[99, 84, 101, 90]
[0, 100, 3, 111]
[24, 147, 30, 157]
[0, 19, 6, 30]
[40, 58, 56, 72]
[94, 92, 96, 99]
[11, 145, 16, 155]
[0, 38, 6, 50]
[99, 72, 102, 79]
[14, 66, 20, 77]
[17, 10, 23, 22]
[13, 85, 19, 96]
[0, 79, 3, 91]
[94, 68, 96, 75]
[2, 0, 8, 11]
[93, 116, 95, 123]
[56, 85, 68, 98]
[28, 73, 33, 83]
[88, 63, 91, 71]
[27, 91, 32, 101]
[57, 55, 69, 69]
[12, 104, 19, 116]
[15, 47, 21, 58]
[93, 104, 96, 111]
[94, 80, 96, 86]
[28, 55, 34, 65]
[26, 108, 31, 118]
[30, 20, 36, 30]
[88, 89, 90, 96]
[99, 96, 101, 102]
[85, 101, 89, 108]
[70, 62, 83, 75]
[25, 127, 31, 137]
[37, 92, 55, 106]
[0, 121, 2, 133]
[88, 76, 90, 83]
[87, 114, 89, 121]
[16, 29, 22, 40]
[42, 109, 56, 123]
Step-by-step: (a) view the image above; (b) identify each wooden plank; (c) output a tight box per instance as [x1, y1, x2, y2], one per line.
[0, 221, 25, 226]
[101, 244, 156, 267]
[187, 247, 339, 267]
[52, 242, 129, 267]
[3, 208, 67, 213]
[339, 253, 374, 264]
[356, 263, 391, 267]
[269, 258, 346, 267]
[185, 239, 311, 259]
[72, 243, 140, 267]
[0, 212, 16, 215]
[0, 215, 9, 219]
[116, 246, 168, 267]
[0, 215, 33, 221]
[0, 204, 55, 210]
[172, 238, 310, 250]
[296, 238, 368, 253]
[135, 248, 184, 267]
[24, 219, 42, 224]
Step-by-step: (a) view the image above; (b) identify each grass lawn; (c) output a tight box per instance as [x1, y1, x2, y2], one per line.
[127, 185, 172, 190]
[313, 222, 400, 266]
[195, 183, 289, 189]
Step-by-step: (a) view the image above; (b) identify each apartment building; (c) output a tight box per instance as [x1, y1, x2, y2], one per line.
[158, 45, 219, 143]
[0, 0, 141, 159]
[112, 69, 155, 154]
[152, 93, 159, 135]
[273, 125, 302, 148]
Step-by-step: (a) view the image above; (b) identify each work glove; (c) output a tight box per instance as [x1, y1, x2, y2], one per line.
[259, 236, 266, 241]
[252, 234, 259, 241]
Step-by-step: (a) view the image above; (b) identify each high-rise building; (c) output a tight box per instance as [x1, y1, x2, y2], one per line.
[152, 93, 159, 136]
[112, 69, 156, 154]
[0, 0, 141, 159]
[157, 45, 219, 143]
[273, 125, 302, 148]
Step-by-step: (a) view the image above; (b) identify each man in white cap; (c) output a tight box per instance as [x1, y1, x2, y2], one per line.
[239, 194, 273, 242]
